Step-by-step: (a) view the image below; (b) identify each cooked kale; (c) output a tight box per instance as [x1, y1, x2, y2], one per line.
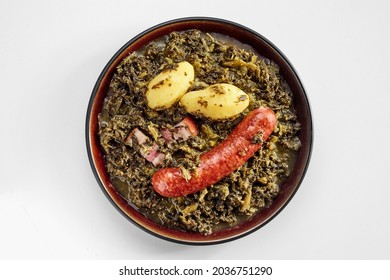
[98, 30, 301, 234]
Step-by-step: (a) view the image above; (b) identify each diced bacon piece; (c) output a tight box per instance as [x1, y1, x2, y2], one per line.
[141, 144, 158, 161]
[173, 116, 199, 141]
[125, 128, 149, 145]
[161, 128, 173, 142]
[133, 129, 149, 144]
[125, 128, 165, 166]
[125, 118, 197, 167]
[140, 144, 165, 166]
[152, 153, 165, 166]
[174, 127, 192, 141]
[180, 116, 199, 136]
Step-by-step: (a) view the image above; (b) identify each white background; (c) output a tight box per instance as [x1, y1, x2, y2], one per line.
[1, 0, 390, 260]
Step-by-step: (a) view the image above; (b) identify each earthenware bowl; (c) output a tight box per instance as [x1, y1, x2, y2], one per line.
[86, 17, 313, 245]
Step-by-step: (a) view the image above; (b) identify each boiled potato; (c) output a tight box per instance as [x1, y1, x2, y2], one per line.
[146, 61, 194, 109]
[180, 83, 249, 120]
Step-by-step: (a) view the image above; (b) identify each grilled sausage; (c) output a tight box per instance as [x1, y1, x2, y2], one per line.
[152, 107, 277, 197]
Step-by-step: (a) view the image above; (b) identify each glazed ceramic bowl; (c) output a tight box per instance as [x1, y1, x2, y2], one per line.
[86, 17, 312, 245]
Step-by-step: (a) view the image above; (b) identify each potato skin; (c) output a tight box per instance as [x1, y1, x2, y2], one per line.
[180, 83, 249, 120]
[146, 61, 194, 109]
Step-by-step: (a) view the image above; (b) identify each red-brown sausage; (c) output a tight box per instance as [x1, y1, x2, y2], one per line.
[152, 107, 277, 197]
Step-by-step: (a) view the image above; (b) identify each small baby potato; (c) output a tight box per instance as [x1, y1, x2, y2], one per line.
[146, 61, 194, 109]
[180, 83, 249, 120]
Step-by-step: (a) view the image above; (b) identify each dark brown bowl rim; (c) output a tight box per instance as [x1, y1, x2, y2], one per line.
[86, 16, 313, 245]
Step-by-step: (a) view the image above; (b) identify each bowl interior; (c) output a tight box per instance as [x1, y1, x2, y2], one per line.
[86, 17, 312, 244]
